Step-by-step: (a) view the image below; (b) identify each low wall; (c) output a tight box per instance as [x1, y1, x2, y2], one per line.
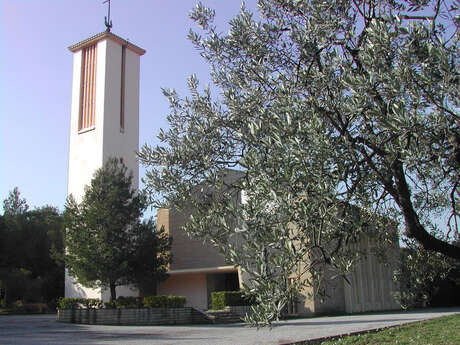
[57, 307, 210, 325]
[227, 305, 253, 318]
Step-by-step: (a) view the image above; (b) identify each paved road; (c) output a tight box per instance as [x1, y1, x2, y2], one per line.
[1, 307, 459, 345]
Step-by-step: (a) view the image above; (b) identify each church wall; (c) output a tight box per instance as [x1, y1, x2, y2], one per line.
[66, 41, 107, 300]
[343, 237, 400, 313]
[167, 207, 228, 271]
[291, 267, 315, 316]
[67, 48, 104, 203]
[102, 39, 139, 185]
[158, 273, 208, 309]
[66, 33, 144, 301]
[313, 269, 346, 314]
[121, 47, 140, 185]
[64, 270, 102, 299]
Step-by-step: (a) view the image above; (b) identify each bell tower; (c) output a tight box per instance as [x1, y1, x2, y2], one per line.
[65, 30, 145, 299]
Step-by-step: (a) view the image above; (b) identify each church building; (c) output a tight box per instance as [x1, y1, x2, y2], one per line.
[65, 25, 399, 315]
[155, 171, 400, 315]
[65, 27, 145, 300]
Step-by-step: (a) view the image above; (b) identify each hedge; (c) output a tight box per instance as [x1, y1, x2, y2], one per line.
[58, 298, 102, 310]
[58, 296, 186, 309]
[114, 296, 143, 308]
[211, 291, 255, 310]
[143, 295, 186, 308]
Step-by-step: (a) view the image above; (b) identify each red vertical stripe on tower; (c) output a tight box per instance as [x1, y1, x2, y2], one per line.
[79, 44, 97, 131]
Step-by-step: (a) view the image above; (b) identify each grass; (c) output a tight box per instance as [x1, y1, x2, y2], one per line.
[299, 314, 460, 345]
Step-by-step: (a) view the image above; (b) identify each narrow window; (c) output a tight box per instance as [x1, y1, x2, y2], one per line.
[79, 44, 97, 131]
[120, 45, 126, 132]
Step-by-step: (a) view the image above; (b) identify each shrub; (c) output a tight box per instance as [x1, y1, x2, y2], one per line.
[166, 296, 186, 308]
[115, 296, 142, 308]
[58, 297, 81, 309]
[104, 301, 116, 309]
[58, 298, 102, 309]
[143, 295, 186, 308]
[58, 296, 186, 309]
[83, 298, 103, 309]
[211, 291, 254, 310]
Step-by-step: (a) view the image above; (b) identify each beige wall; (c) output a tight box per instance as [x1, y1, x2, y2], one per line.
[343, 237, 400, 313]
[158, 207, 228, 271]
[292, 235, 400, 316]
[102, 39, 139, 187]
[313, 269, 346, 315]
[157, 173, 400, 315]
[158, 273, 208, 309]
[66, 34, 143, 300]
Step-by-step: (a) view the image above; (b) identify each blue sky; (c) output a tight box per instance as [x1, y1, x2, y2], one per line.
[0, 0, 258, 211]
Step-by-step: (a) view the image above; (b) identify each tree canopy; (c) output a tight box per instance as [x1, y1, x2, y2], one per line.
[0, 189, 64, 306]
[139, 0, 459, 324]
[127, 220, 171, 297]
[64, 157, 171, 301]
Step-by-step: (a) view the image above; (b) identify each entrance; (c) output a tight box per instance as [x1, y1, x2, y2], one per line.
[206, 271, 240, 308]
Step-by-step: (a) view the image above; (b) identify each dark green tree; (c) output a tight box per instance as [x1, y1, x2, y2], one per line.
[139, 0, 459, 324]
[128, 221, 172, 297]
[27, 206, 65, 303]
[0, 189, 64, 306]
[64, 157, 171, 301]
[3, 187, 28, 217]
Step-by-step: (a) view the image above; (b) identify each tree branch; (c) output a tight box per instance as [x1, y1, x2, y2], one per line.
[391, 158, 460, 260]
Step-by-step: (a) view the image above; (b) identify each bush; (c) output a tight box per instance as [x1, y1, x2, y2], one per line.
[104, 301, 116, 309]
[142, 295, 186, 308]
[115, 296, 142, 308]
[58, 298, 102, 310]
[211, 291, 254, 310]
[58, 296, 186, 309]
[83, 298, 103, 309]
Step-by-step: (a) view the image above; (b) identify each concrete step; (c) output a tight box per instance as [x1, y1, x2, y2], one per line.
[206, 310, 242, 323]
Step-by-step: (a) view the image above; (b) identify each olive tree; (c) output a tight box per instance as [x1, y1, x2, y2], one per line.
[139, 0, 459, 324]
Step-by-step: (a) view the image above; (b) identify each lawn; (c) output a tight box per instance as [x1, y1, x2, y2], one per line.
[302, 314, 460, 345]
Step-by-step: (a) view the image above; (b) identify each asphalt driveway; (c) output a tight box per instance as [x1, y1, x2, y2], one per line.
[1, 307, 459, 345]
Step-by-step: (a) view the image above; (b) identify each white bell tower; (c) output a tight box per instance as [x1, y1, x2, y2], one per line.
[65, 30, 145, 299]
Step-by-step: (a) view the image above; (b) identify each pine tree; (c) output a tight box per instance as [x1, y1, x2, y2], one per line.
[64, 158, 171, 301]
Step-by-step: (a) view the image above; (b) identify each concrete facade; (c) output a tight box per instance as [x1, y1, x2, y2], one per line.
[65, 31, 145, 300]
[157, 171, 400, 315]
[292, 238, 400, 316]
[157, 207, 239, 309]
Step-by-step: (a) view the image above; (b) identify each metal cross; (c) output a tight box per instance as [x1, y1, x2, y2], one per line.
[103, 0, 113, 32]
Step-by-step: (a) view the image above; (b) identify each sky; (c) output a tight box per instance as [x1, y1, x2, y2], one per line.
[0, 0, 258, 212]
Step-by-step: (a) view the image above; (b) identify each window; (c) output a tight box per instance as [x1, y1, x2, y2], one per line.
[79, 44, 97, 131]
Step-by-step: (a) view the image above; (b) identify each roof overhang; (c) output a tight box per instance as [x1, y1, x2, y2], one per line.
[68, 31, 146, 56]
[167, 265, 238, 275]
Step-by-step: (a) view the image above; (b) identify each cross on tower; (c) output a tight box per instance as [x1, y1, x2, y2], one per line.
[103, 0, 113, 32]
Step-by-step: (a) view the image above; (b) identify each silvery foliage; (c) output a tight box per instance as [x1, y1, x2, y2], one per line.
[139, 0, 460, 325]
[393, 234, 460, 309]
